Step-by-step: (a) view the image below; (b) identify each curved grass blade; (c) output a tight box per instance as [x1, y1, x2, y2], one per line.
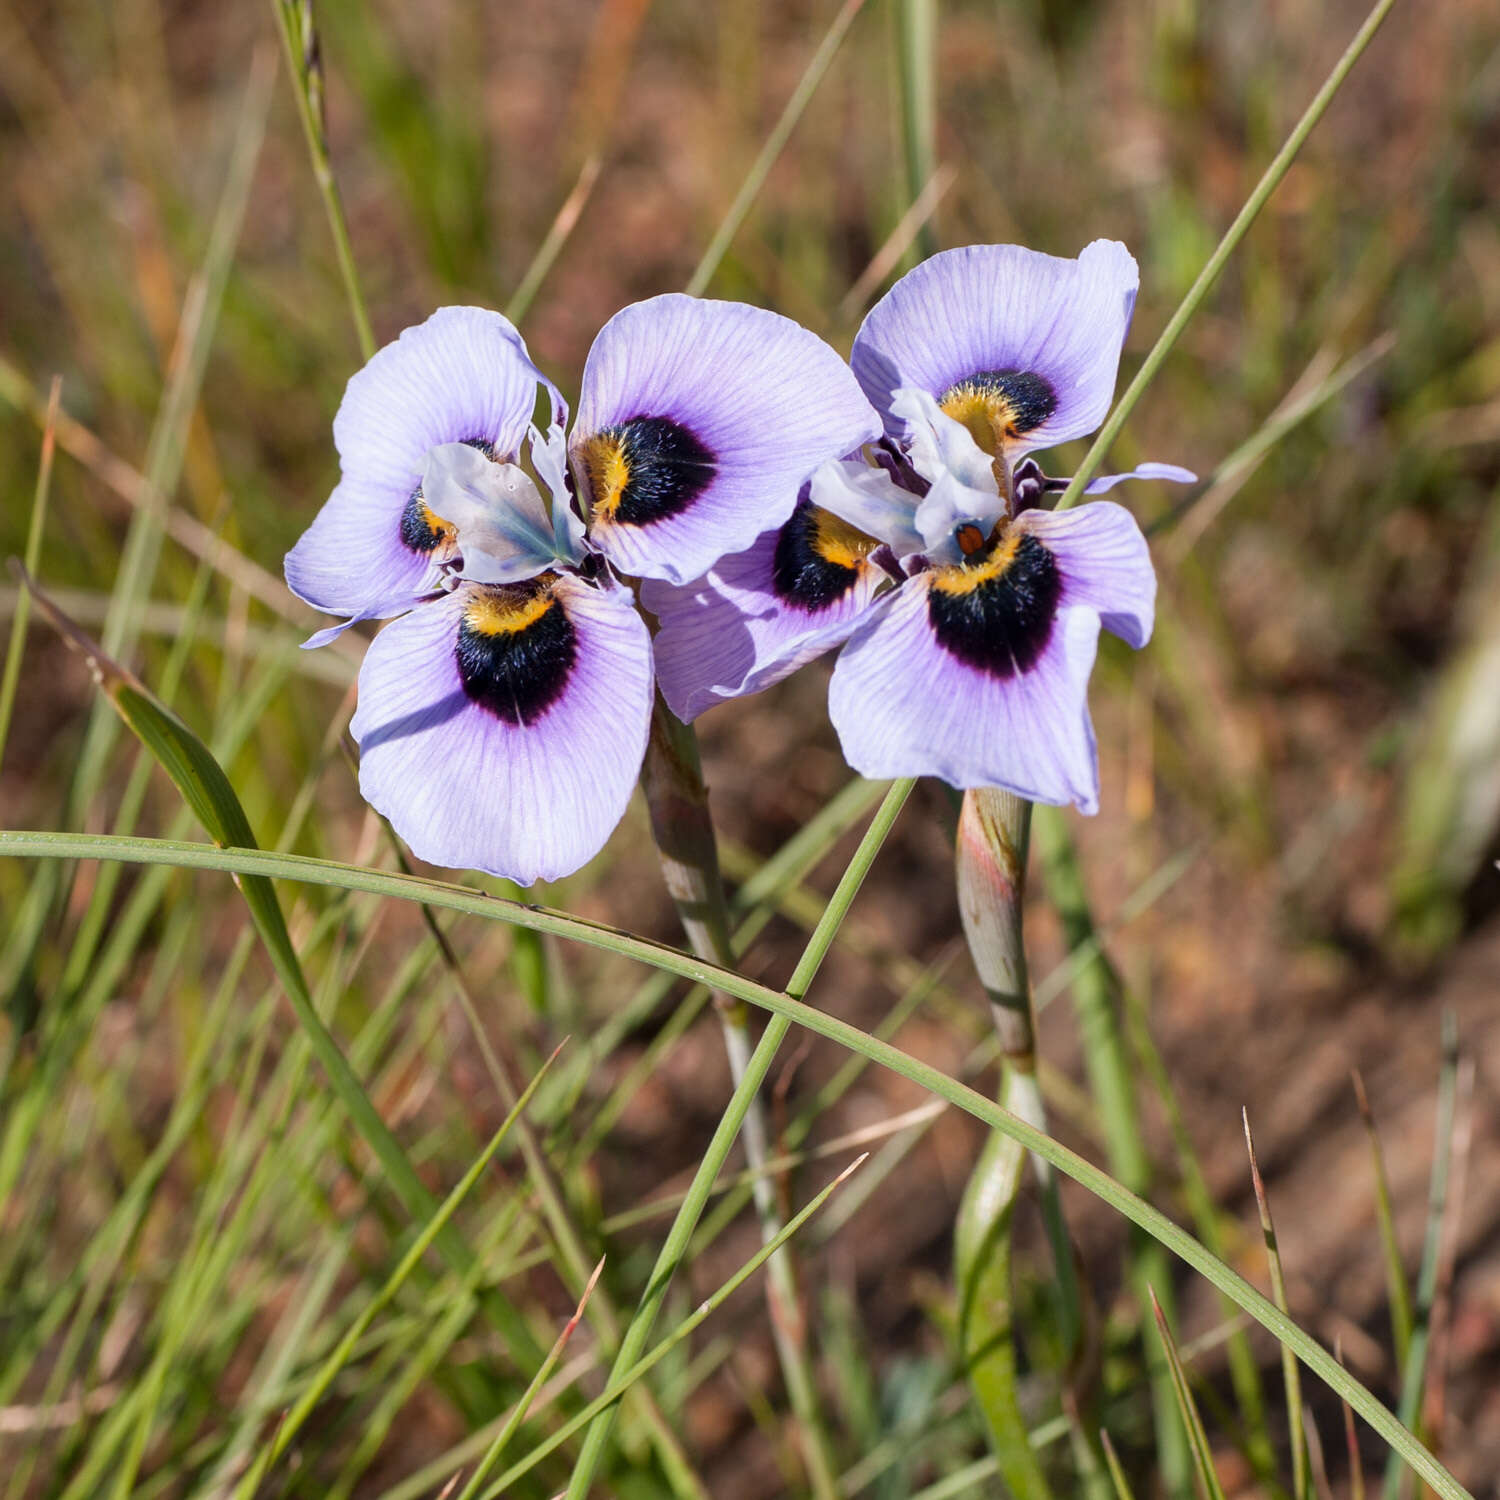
[0, 824, 1475, 1500]
[12, 572, 547, 1373]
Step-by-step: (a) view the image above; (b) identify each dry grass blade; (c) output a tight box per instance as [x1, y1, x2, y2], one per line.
[453, 1257, 606, 1500]
[1424, 1052, 1476, 1471]
[1244, 1109, 1311, 1500]
[1382, 1014, 1464, 1500]
[1352, 1068, 1415, 1371]
[1100, 1430, 1137, 1500]
[838, 163, 957, 321]
[506, 153, 603, 325]
[1163, 333, 1395, 556]
[1337, 1338, 1366, 1500]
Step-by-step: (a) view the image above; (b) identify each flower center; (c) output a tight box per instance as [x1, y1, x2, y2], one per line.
[939, 371, 1057, 456]
[771, 501, 879, 612]
[577, 417, 716, 526]
[400, 437, 499, 553]
[926, 528, 1061, 678]
[454, 576, 577, 726]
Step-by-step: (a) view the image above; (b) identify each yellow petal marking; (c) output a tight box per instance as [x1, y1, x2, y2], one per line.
[576, 432, 631, 520]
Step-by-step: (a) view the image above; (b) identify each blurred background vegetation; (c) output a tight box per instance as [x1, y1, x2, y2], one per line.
[0, 0, 1497, 1496]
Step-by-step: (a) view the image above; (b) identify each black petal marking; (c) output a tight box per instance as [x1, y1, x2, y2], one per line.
[400, 437, 500, 553]
[927, 531, 1061, 678]
[455, 578, 577, 726]
[581, 417, 716, 528]
[771, 501, 875, 612]
[939, 370, 1057, 453]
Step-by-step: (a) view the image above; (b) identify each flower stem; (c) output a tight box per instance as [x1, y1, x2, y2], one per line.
[1032, 804, 1194, 1497]
[639, 699, 842, 1500]
[955, 788, 1106, 1493]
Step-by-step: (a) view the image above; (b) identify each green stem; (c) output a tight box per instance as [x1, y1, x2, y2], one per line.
[895, 0, 938, 264]
[955, 789, 1100, 1493]
[637, 700, 844, 1500]
[1055, 0, 1400, 511]
[1032, 805, 1192, 1496]
[562, 777, 915, 1499]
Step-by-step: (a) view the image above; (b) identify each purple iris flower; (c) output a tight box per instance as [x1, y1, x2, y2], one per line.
[286, 299, 879, 882]
[646, 240, 1195, 814]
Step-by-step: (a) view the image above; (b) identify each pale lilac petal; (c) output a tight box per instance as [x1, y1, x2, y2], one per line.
[1083, 462, 1196, 494]
[572, 295, 880, 585]
[852, 240, 1139, 456]
[828, 575, 1103, 813]
[350, 575, 652, 884]
[1017, 500, 1156, 649]
[643, 507, 887, 721]
[287, 307, 555, 623]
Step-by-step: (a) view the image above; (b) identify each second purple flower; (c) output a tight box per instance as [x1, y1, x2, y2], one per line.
[647, 240, 1195, 814]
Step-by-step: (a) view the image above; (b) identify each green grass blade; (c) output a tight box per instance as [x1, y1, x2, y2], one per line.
[1244, 1111, 1310, 1500]
[482, 1156, 868, 1500]
[1033, 804, 1191, 1495]
[268, 0, 376, 360]
[1055, 0, 1399, 510]
[1101, 1430, 1137, 1500]
[14, 578, 550, 1379]
[236, 1045, 560, 1496]
[0, 823, 1474, 1500]
[454, 1258, 604, 1500]
[1150, 1288, 1229, 1500]
[1381, 1015, 1461, 1500]
[684, 0, 869, 297]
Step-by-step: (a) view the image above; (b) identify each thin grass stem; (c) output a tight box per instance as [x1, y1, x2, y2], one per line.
[684, 0, 869, 297]
[268, 0, 376, 360]
[1244, 1111, 1310, 1500]
[894, 0, 938, 264]
[1055, 0, 1400, 511]
[1381, 1014, 1461, 1500]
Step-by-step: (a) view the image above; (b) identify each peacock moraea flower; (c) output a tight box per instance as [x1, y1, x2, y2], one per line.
[286, 299, 879, 882]
[645, 240, 1194, 813]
